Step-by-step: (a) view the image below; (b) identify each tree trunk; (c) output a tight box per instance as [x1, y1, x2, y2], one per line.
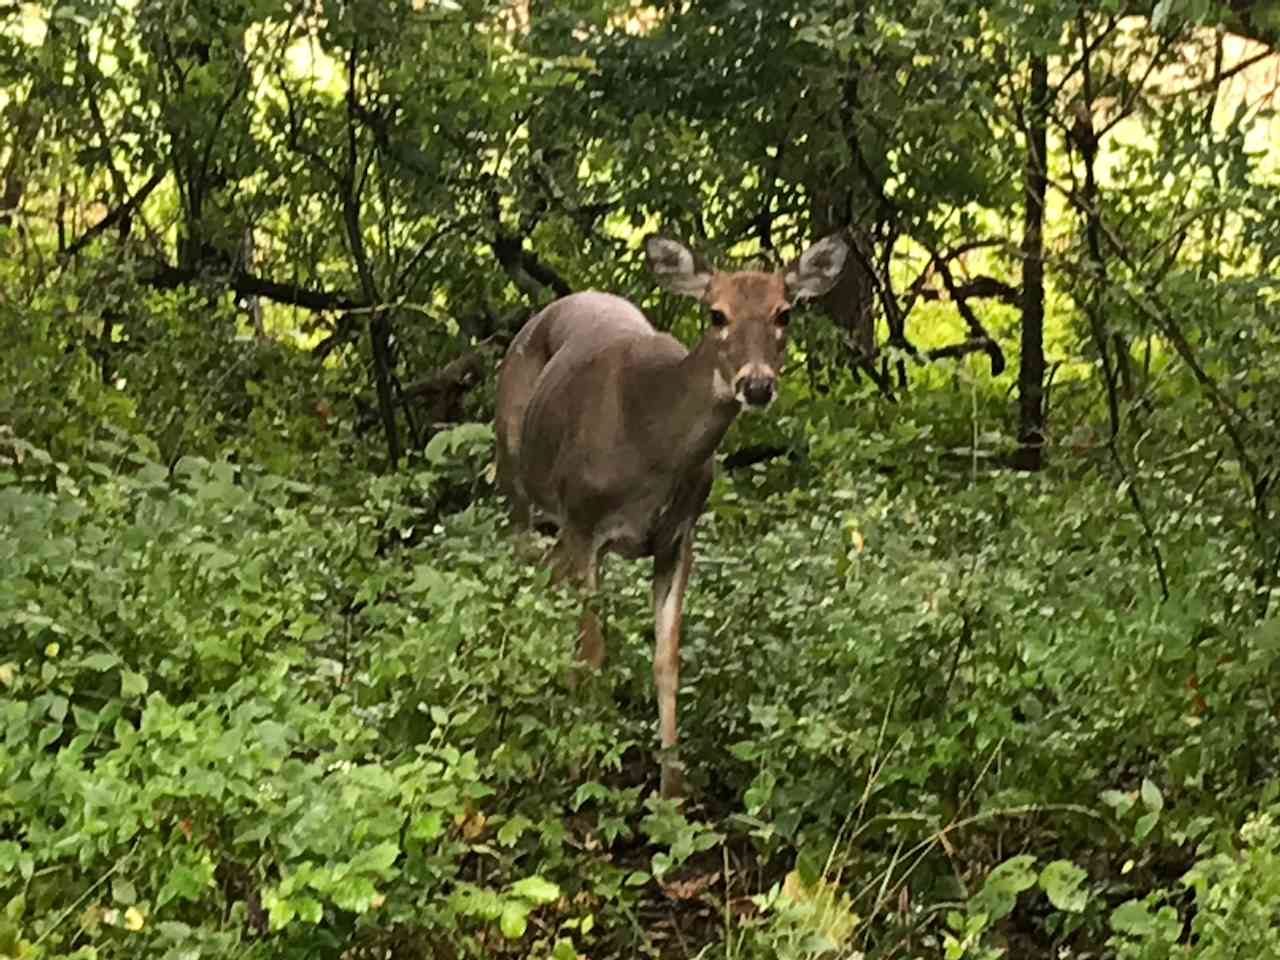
[1014, 53, 1049, 472]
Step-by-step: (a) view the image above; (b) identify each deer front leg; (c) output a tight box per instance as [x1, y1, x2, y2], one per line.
[653, 530, 693, 799]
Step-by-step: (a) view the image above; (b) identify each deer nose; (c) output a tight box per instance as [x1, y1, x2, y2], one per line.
[737, 374, 776, 408]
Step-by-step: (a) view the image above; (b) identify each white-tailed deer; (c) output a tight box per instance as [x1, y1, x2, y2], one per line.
[495, 232, 850, 797]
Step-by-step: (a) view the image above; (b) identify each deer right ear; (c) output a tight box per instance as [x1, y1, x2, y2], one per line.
[785, 232, 851, 301]
[645, 235, 713, 300]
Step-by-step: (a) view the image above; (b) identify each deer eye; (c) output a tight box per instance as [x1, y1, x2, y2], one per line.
[709, 309, 728, 327]
[775, 309, 792, 327]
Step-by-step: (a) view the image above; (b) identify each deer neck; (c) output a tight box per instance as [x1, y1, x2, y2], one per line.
[641, 333, 740, 472]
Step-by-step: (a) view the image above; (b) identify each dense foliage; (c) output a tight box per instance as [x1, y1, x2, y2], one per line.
[3, 0, 1280, 957]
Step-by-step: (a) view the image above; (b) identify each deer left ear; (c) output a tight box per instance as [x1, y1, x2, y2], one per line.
[785, 233, 850, 301]
[646, 235, 713, 300]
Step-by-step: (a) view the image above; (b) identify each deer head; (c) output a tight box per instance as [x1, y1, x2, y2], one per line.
[644, 232, 851, 409]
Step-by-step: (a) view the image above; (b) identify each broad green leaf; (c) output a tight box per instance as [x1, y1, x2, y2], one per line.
[1110, 899, 1155, 935]
[264, 892, 296, 930]
[571, 782, 608, 810]
[1140, 778, 1164, 813]
[348, 841, 400, 875]
[510, 875, 559, 904]
[112, 877, 137, 905]
[157, 862, 215, 907]
[497, 815, 531, 847]
[410, 812, 444, 841]
[331, 876, 379, 913]
[972, 855, 1036, 922]
[1100, 789, 1135, 815]
[296, 896, 323, 924]
[120, 670, 149, 697]
[500, 901, 530, 939]
[1038, 860, 1088, 913]
[1134, 811, 1160, 842]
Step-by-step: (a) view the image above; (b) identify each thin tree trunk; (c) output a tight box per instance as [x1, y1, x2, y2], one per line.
[1014, 53, 1049, 472]
[240, 226, 265, 338]
[343, 44, 401, 469]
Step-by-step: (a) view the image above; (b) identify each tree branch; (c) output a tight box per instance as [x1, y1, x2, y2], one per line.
[931, 252, 1008, 376]
[915, 276, 1021, 306]
[492, 231, 572, 300]
[140, 260, 363, 313]
[60, 171, 167, 262]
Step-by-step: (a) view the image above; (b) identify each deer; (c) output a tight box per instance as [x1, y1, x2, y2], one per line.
[494, 232, 851, 798]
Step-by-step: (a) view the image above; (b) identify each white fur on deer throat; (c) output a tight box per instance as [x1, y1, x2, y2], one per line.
[712, 367, 735, 401]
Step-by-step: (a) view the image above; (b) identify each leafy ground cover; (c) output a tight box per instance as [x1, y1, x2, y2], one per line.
[3, 386, 1278, 958]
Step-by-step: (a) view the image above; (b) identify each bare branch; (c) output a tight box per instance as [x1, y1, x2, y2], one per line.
[915, 276, 1020, 306]
[60, 171, 167, 262]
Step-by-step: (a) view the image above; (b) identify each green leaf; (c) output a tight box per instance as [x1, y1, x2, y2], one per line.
[510, 875, 560, 904]
[1140, 778, 1164, 813]
[112, 877, 137, 905]
[1110, 898, 1155, 935]
[972, 854, 1036, 922]
[1038, 860, 1088, 913]
[120, 670, 149, 698]
[47, 695, 68, 723]
[157, 860, 215, 907]
[1134, 811, 1160, 842]
[408, 564, 450, 600]
[422, 784, 459, 809]
[331, 876, 379, 913]
[348, 841, 400, 875]
[136, 463, 169, 485]
[1100, 789, 1135, 816]
[296, 896, 323, 924]
[497, 815, 531, 847]
[571, 782, 608, 810]
[410, 812, 444, 841]
[264, 892, 296, 930]
[499, 900, 530, 939]
[81, 652, 120, 670]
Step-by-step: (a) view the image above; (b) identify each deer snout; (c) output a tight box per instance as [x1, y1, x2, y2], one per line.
[735, 368, 777, 408]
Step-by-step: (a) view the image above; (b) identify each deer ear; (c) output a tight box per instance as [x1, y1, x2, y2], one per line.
[645, 235, 713, 300]
[784, 233, 850, 301]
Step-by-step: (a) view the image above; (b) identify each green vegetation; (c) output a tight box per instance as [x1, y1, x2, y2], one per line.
[3, 1, 1280, 957]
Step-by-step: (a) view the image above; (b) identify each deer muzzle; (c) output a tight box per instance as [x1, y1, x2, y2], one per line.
[735, 367, 777, 409]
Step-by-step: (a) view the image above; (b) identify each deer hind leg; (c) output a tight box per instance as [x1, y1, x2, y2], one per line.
[653, 530, 693, 799]
[550, 531, 606, 672]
